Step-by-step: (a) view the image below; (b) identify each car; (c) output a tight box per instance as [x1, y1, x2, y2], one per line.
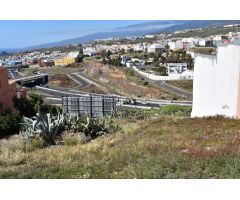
[141, 100, 149, 105]
[130, 99, 137, 105]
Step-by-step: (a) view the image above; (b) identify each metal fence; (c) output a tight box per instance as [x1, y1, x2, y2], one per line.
[62, 96, 118, 117]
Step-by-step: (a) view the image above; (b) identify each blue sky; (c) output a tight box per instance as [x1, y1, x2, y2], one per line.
[0, 20, 150, 49]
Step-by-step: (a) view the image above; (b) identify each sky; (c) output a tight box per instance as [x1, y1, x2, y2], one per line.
[0, 20, 150, 49]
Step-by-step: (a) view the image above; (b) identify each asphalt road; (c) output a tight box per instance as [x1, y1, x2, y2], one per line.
[134, 70, 193, 100]
[67, 73, 90, 88]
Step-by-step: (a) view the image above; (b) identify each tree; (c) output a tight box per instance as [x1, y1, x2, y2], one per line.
[0, 110, 21, 137]
[165, 44, 170, 56]
[154, 61, 160, 67]
[79, 48, 83, 55]
[186, 55, 194, 70]
[109, 56, 122, 66]
[119, 49, 125, 55]
[158, 66, 168, 76]
[75, 47, 84, 63]
[107, 50, 112, 58]
[99, 50, 107, 59]
[13, 93, 43, 117]
[75, 54, 84, 63]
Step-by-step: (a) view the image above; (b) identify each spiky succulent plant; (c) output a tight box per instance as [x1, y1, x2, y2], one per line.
[20, 112, 64, 144]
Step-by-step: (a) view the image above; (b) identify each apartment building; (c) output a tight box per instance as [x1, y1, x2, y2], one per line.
[54, 57, 76, 66]
[0, 67, 16, 113]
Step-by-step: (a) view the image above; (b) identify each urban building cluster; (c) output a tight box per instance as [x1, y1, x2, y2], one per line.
[2, 27, 240, 117]
[0, 50, 79, 69]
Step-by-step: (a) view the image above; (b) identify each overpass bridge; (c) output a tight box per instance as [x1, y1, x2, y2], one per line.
[14, 74, 48, 87]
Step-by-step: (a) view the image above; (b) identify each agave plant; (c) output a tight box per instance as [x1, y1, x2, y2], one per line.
[20, 112, 64, 144]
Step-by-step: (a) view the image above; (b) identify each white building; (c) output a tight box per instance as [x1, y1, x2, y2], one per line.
[166, 63, 188, 75]
[168, 41, 183, 50]
[147, 43, 164, 53]
[83, 47, 97, 56]
[199, 39, 207, 47]
[191, 43, 240, 118]
[133, 44, 145, 52]
[68, 51, 79, 58]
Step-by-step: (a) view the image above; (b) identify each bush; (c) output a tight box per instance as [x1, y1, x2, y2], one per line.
[109, 57, 122, 66]
[13, 93, 43, 117]
[160, 105, 192, 117]
[116, 110, 152, 121]
[126, 68, 135, 77]
[39, 104, 61, 115]
[13, 97, 36, 117]
[0, 110, 22, 138]
[143, 81, 149, 86]
[14, 93, 58, 117]
[66, 116, 118, 140]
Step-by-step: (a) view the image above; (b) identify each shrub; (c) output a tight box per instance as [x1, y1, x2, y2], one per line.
[13, 93, 44, 117]
[116, 110, 152, 121]
[143, 81, 149, 86]
[39, 104, 61, 115]
[65, 115, 118, 140]
[126, 68, 135, 77]
[109, 57, 122, 66]
[0, 110, 22, 138]
[160, 105, 192, 117]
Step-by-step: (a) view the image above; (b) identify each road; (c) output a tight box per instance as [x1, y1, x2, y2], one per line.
[133, 70, 193, 100]
[67, 73, 90, 88]
[39, 86, 192, 109]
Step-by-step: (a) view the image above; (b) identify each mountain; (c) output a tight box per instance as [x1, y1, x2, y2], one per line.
[158, 20, 240, 33]
[6, 20, 240, 52]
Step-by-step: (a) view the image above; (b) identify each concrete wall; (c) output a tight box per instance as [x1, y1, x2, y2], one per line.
[133, 66, 193, 81]
[191, 45, 240, 118]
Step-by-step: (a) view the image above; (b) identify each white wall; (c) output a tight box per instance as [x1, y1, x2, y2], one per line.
[133, 66, 193, 81]
[191, 45, 240, 118]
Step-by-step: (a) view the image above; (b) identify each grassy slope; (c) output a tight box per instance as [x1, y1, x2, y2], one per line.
[166, 80, 193, 92]
[1, 116, 240, 178]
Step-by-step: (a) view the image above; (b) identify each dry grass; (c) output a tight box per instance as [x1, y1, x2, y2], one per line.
[48, 74, 78, 88]
[1, 116, 240, 178]
[81, 61, 174, 99]
[166, 80, 193, 92]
